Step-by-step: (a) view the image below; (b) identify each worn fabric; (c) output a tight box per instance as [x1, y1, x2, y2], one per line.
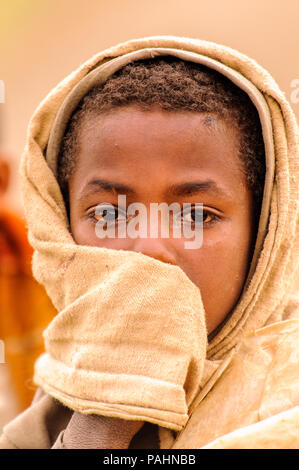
[0, 35, 298, 448]
[0, 388, 160, 449]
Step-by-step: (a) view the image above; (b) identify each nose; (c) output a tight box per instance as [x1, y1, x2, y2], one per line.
[130, 238, 177, 266]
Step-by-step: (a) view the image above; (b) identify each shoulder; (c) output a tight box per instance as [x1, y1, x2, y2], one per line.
[240, 318, 299, 419]
[202, 406, 299, 449]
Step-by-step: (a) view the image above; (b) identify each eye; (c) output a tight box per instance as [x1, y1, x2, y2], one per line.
[87, 204, 127, 224]
[180, 205, 220, 227]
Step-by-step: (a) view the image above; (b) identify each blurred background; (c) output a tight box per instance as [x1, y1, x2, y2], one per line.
[0, 0, 298, 430]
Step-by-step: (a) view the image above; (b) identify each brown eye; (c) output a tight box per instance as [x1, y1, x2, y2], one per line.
[94, 208, 117, 222]
[181, 206, 219, 227]
[88, 204, 127, 224]
[202, 211, 215, 224]
[181, 205, 203, 225]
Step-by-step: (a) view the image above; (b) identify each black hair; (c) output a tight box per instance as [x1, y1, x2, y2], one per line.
[57, 57, 265, 217]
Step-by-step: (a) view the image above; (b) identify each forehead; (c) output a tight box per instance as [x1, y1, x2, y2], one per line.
[73, 107, 245, 198]
[77, 106, 241, 173]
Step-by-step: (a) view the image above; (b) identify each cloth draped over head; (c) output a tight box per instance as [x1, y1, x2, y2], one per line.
[20, 36, 299, 440]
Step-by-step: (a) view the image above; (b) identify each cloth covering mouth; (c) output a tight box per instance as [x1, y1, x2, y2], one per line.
[19, 36, 299, 429]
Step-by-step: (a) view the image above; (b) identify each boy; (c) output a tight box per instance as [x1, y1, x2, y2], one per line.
[0, 36, 298, 449]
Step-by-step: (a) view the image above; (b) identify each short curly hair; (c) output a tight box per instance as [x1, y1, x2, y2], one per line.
[57, 57, 265, 214]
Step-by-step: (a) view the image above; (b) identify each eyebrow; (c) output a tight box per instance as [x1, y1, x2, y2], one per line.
[165, 180, 229, 198]
[79, 179, 136, 199]
[79, 178, 230, 199]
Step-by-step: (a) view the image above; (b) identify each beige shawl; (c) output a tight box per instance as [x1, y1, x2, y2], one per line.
[20, 36, 299, 448]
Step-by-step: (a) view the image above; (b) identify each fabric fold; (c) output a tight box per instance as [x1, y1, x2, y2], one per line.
[32, 245, 207, 430]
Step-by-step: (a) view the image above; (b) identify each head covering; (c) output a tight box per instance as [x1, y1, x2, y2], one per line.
[20, 36, 299, 434]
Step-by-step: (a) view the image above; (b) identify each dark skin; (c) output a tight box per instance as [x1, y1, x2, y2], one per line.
[64, 106, 255, 448]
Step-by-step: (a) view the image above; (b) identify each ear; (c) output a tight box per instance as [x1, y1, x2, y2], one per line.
[0, 159, 10, 195]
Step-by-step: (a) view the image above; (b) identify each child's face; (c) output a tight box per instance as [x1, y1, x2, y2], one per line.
[68, 106, 255, 334]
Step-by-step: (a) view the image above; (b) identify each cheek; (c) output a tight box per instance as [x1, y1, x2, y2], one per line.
[71, 217, 135, 251]
[70, 212, 98, 245]
[176, 217, 253, 332]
